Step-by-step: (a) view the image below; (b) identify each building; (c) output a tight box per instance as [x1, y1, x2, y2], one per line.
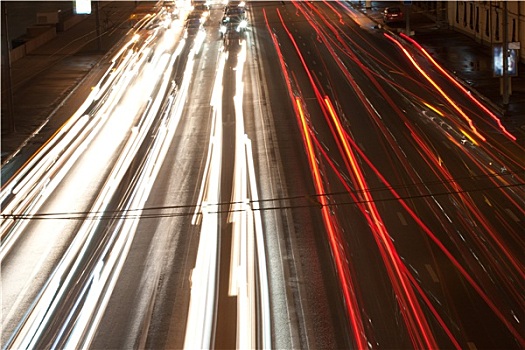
[417, 1, 524, 63]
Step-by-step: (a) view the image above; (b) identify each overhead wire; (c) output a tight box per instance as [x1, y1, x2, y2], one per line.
[2, 169, 523, 221]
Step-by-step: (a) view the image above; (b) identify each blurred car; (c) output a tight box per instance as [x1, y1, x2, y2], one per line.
[224, 1, 245, 13]
[186, 17, 202, 29]
[192, 1, 209, 11]
[383, 7, 404, 24]
[219, 15, 247, 37]
[219, 7, 247, 37]
[224, 6, 245, 17]
[193, 4, 209, 12]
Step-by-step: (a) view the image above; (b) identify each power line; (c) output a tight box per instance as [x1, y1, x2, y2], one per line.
[2, 169, 523, 221]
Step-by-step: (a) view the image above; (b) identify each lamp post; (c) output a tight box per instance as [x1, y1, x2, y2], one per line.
[1, 2, 15, 133]
[95, 1, 101, 51]
[404, 0, 412, 36]
[502, 1, 509, 105]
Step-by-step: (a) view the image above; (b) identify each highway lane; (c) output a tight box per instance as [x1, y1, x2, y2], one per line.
[258, 1, 523, 349]
[1, 5, 197, 348]
[2, 2, 333, 349]
[89, 18, 217, 349]
[91, 4, 342, 349]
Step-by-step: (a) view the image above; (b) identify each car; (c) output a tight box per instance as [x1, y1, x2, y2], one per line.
[219, 14, 247, 37]
[219, 7, 247, 37]
[383, 7, 404, 24]
[193, 4, 209, 12]
[224, 1, 245, 13]
[224, 6, 245, 17]
[192, 1, 209, 11]
[186, 17, 201, 29]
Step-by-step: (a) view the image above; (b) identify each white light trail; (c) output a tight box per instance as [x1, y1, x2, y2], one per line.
[245, 135, 271, 349]
[192, 49, 227, 225]
[0, 36, 152, 260]
[228, 41, 271, 350]
[184, 48, 225, 350]
[66, 53, 188, 350]
[4, 21, 188, 349]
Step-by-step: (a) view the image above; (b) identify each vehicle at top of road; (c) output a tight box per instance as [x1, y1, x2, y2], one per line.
[219, 15, 247, 37]
[185, 4, 210, 29]
[224, 1, 245, 13]
[224, 5, 245, 17]
[219, 4, 247, 38]
[191, 0, 210, 10]
[163, 0, 179, 19]
[193, 3, 209, 12]
[383, 6, 404, 24]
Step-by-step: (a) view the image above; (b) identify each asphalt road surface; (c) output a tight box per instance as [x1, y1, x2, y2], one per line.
[1, 2, 523, 350]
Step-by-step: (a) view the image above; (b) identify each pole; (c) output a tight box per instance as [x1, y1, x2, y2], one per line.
[502, 1, 509, 105]
[405, 3, 411, 36]
[405, 4, 412, 36]
[95, 1, 101, 51]
[1, 2, 15, 133]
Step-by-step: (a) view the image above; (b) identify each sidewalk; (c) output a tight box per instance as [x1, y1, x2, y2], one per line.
[1, 1, 142, 166]
[350, 1, 525, 140]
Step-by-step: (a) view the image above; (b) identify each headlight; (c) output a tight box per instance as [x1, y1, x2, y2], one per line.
[220, 25, 227, 33]
[239, 19, 247, 28]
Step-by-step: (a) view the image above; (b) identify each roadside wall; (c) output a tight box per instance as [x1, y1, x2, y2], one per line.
[24, 26, 57, 54]
[9, 26, 57, 62]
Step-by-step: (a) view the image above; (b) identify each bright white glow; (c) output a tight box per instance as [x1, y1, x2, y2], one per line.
[0, 34, 151, 258]
[193, 50, 227, 224]
[4, 17, 189, 349]
[184, 46, 225, 350]
[245, 137, 271, 349]
[74, 0, 91, 15]
[193, 29, 206, 55]
[68, 56, 182, 348]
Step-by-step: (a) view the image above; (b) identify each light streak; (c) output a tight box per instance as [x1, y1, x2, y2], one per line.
[341, 125, 525, 346]
[324, 96, 438, 349]
[296, 97, 368, 350]
[229, 40, 269, 349]
[384, 33, 486, 142]
[399, 33, 516, 141]
[265, 8, 367, 348]
[409, 124, 524, 278]
[192, 49, 226, 224]
[4, 21, 189, 348]
[2, 35, 156, 255]
[460, 129, 479, 146]
[423, 102, 445, 117]
[245, 136, 271, 349]
[184, 43, 223, 350]
[67, 51, 187, 349]
[276, 6, 438, 346]
[269, 4, 524, 346]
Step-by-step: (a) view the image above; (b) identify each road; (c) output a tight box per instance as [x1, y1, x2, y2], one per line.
[1, 1, 523, 349]
[1, 3, 334, 349]
[258, 2, 523, 349]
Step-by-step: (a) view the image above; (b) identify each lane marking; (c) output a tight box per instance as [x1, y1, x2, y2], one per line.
[467, 342, 478, 350]
[505, 208, 520, 222]
[425, 264, 439, 283]
[397, 212, 407, 226]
